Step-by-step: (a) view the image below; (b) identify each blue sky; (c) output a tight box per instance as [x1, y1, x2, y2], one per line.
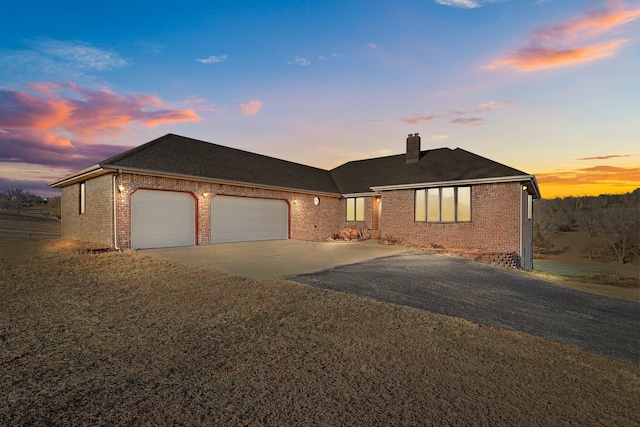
[1, 0, 639, 197]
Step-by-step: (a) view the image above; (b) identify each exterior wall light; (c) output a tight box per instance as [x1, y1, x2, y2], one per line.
[118, 184, 125, 193]
[203, 192, 209, 197]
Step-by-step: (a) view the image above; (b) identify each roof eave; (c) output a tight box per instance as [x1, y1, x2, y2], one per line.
[48, 164, 111, 188]
[342, 191, 379, 198]
[108, 166, 342, 197]
[370, 175, 541, 195]
[529, 176, 542, 199]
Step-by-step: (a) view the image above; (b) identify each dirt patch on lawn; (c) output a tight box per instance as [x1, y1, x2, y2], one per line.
[1, 240, 639, 425]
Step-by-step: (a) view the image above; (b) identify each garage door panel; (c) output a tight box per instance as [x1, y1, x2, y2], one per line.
[131, 190, 195, 249]
[211, 196, 288, 244]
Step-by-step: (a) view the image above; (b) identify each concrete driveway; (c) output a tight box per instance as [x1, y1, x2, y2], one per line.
[140, 239, 411, 280]
[291, 252, 640, 365]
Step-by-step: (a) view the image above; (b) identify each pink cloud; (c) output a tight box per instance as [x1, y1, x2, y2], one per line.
[537, 165, 640, 186]
[0, 82, 201, 170]
[577, 154, 633, 160]
[399, 115, 439, 125]
[485, 39, 627, 71]
[450, 117, 484, 126]
[0, 128, 132, 170]
[533, 1, 640, 41]
[237, 100, 263, 116]
[486, 1, 640, 72]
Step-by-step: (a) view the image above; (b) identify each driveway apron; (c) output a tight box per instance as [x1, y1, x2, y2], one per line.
[290, 252, 640, 365]
[139, 240, 411, 280]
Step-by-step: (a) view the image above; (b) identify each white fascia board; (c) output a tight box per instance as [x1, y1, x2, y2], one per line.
[370, 175, 537, 192]
[342, 192, 379, 198]
[530, 176, 542, 199]
[48, 164, 106, 188]
[104, 166, 342, 197]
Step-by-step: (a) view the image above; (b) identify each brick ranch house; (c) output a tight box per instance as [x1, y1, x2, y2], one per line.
[49, 133, 541, 269]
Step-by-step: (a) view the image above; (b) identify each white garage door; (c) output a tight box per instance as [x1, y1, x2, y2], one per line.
[131, 190, 196, 249]
[211, 196, 288, 244]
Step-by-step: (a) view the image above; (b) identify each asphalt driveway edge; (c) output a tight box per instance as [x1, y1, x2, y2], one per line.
[289, 252, 640, 365]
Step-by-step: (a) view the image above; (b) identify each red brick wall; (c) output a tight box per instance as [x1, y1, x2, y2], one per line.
[380, 182, 523, 254]
[338, 196, 374, 233]
[61, 172, 530, 261]
[61, 174, 114, 246]
[115, 173, 342, 249]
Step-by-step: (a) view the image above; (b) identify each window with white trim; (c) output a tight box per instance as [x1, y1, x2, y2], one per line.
[415, 187, 471, 223]
[79, 182, 86, 214]
[346, 197, 365, 221]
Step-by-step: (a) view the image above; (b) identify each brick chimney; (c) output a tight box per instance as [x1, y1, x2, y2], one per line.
[406, 133, 421, 163]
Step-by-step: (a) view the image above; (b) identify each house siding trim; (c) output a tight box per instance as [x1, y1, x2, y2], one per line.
[49, 165, 106, 188]
[342, 192, 380, 197]
[371, 175, 540, 197]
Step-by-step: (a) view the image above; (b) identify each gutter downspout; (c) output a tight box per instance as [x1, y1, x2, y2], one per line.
[519, 185, 524, 269]
[113, 173, 121, 251]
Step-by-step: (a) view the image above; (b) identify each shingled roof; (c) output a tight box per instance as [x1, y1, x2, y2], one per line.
[51, 133, 538, 197]
[330, 148, 529, 194]
[99, 134, 341, 194]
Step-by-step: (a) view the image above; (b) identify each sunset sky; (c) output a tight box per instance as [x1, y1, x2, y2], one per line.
[1, 0, 639, 198]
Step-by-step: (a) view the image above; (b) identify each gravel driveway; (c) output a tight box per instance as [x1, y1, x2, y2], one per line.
[290, 252, 640, 365]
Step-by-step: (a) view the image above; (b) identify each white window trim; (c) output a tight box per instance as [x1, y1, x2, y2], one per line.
[415, 186, 471, 223]
[346, 196, 365, 222]
[79, 182, 86, 215]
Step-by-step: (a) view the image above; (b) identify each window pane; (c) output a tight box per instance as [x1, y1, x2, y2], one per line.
[346, 198, 355, 221]
[457, 187, 471, 222]
[355, 197, 365, 221]
[415, 189, 426, 222]
[80, 182, 86, 214]
[427, 189, 440, 222]
[441, 188, 455, 222]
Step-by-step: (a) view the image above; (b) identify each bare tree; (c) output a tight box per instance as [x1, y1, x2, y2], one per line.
[534, 190, 639, 263]
[593, 203, 639, 264]
[1, 188, 32, 213]
[573, 196, 606, 238]
[44, 197, 61, 218]
[534, 201, 559, 254]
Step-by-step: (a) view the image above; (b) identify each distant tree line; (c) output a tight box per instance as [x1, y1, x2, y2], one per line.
[0, 188, 60, 218]
[534, 189, 639, 264]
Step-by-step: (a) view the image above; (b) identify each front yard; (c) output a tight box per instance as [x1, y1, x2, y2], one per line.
[1, 239, 639, 425]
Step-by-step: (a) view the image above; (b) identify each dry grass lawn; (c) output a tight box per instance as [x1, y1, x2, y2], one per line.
[1, 239, 639, 426]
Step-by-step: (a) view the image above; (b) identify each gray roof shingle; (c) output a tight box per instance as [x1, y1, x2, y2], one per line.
[97, 134, 532, 195]
[101, 134, 341, 194]
[330, 148, 528, 193]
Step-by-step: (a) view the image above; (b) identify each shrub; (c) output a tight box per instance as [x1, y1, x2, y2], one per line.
[334, 225, 371, 242]
[381, 234, 404, 246]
